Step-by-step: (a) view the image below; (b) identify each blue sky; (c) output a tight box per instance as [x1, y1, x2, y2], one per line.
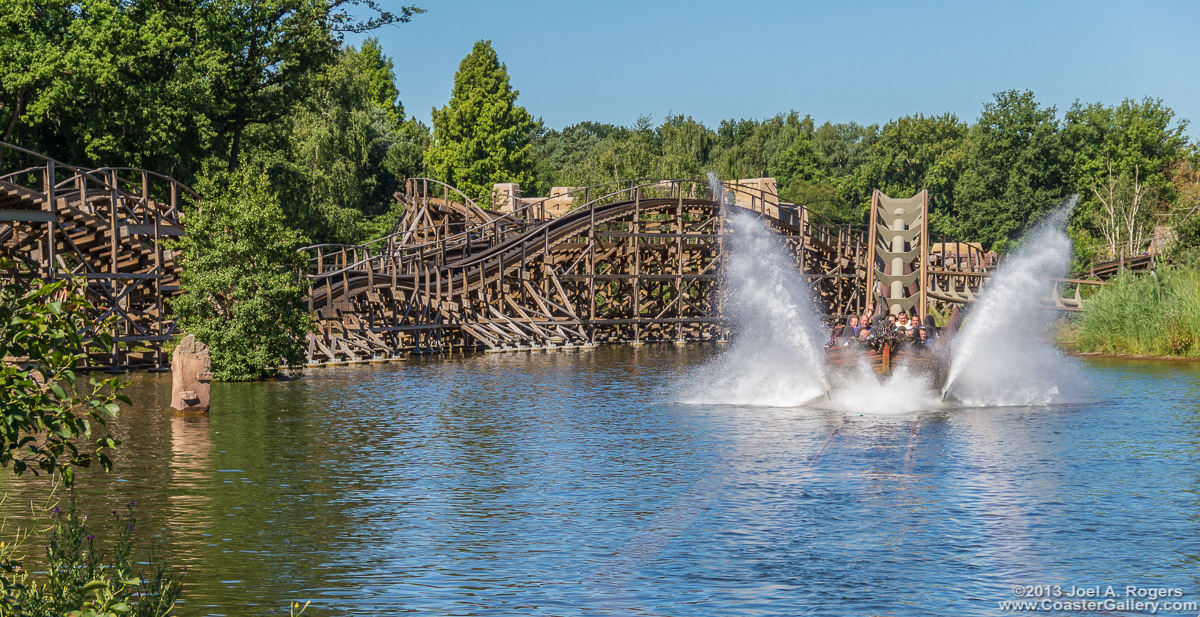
[352, 0, 1200, 137]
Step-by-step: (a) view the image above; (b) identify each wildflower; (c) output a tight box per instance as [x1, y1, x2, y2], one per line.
[86, 534, 96, 541]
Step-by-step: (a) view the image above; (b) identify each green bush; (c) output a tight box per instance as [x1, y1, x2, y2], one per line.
[1, 499, 182, 616]
[173, 165, 312, 381]
[1077, 265, 1200, 357]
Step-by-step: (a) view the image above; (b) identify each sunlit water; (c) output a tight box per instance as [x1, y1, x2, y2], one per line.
[2, 348, 1199, 616]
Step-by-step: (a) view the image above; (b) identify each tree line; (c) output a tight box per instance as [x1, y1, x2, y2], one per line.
[4, 2, 1200, 379]
[526, 95, 1199, 264]
[5, 5, 1197, 259]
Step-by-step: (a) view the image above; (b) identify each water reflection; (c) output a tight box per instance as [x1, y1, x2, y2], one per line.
[166, 412, 213, 572]
[0, 349, 1197, 616]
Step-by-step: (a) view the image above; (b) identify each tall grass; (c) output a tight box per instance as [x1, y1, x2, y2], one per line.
[1076, 265, 1200, 357]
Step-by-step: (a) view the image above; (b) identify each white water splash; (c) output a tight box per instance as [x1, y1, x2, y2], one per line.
[682, 176, 829, 406]
[824, 361, 942, 415]
[685, 181, 1079, 413]
[942, 202, 1080, 406]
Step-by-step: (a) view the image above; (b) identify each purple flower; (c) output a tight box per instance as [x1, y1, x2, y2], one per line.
[86, 534, 95, 541]
[52, 507, 60, 514]
[128, 500, 136, 508]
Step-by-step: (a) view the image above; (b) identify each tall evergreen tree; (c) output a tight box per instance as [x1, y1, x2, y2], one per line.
[426, 40, 535, 202]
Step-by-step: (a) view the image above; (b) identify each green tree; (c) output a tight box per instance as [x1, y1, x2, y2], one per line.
[260, 41, 425, 244]
[811, 121, 878, 181]
[426, 40, 536, 202]
[530, 120, 621, 193]
[206, 0, 421, 171]
[173, 165, 311, 381]
[1063, 97, 1189, 261]
[657, 115, 712, 178]
[773, 135, 849, 221]
[0, 0, 420, 182]
[954, 90, 1069, 250]
[354, 37, 405, 123]
[0, 0, 216, 176]
[854, 113, 967, 234]
[0, 261, 125, 485]
[711, 112, 815, 182]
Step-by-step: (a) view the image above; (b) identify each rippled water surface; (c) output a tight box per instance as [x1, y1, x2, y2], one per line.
[3, 347, 1199, 616]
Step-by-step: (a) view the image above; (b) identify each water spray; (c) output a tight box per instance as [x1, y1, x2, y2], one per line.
[940, 199, 1079, 406]
[683, 174, 831, 406]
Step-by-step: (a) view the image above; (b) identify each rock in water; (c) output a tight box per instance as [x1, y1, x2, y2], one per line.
[171, 334, 212, 412]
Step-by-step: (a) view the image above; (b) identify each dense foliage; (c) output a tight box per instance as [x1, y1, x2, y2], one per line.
[172, 167, 312, 381]
[531, 91, 1196, 259]
[0, 260, 124, 486]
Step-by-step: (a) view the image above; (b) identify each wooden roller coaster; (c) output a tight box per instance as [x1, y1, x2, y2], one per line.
[301, 178, 871, 363]
[1, 142, 1133, 370]
[0, 142, 192, 369]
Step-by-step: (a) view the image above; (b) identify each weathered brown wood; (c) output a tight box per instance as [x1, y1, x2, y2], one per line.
[298, 178, 872, 362]
[0, 142, 193, 370]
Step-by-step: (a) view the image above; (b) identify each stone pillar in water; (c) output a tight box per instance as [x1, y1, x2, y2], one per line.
[171, 334, 212, 412]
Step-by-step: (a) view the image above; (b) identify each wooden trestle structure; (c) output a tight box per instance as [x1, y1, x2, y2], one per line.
[0, 141, 1116, 370]
[0, 142, 192, 369]
[301, 179, 871, 364]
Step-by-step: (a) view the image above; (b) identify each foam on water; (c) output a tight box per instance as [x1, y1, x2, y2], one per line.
[942, 201, 1081, 406]
[823, 361, 942, 415]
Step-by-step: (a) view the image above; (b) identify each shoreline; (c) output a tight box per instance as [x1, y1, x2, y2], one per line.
[1063, 350, 1200, 363]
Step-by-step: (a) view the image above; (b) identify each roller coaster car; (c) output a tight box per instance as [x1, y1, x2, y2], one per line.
[824, 339, 949, 389]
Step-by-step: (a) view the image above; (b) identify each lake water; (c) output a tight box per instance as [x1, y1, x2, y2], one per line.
[3, 346, 1199, 616]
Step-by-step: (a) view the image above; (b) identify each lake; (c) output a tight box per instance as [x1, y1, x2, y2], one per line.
[3, 346, 1199, 616]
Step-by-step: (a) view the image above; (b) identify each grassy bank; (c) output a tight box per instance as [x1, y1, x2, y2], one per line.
[1065, 265, 1200, 358]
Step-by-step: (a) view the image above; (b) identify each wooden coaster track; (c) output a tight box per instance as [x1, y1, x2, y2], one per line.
[300, 178, 871, 364]
[1, 142, 1124, 370]
[0, 142, 193, 369]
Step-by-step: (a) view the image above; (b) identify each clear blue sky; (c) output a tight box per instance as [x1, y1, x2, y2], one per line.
[352, 0, 1200, 137]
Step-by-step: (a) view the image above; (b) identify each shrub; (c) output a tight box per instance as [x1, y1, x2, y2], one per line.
[1, 499, 182, 616]
[172, 165, 312, 381]
[0, 260, 125, 485]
